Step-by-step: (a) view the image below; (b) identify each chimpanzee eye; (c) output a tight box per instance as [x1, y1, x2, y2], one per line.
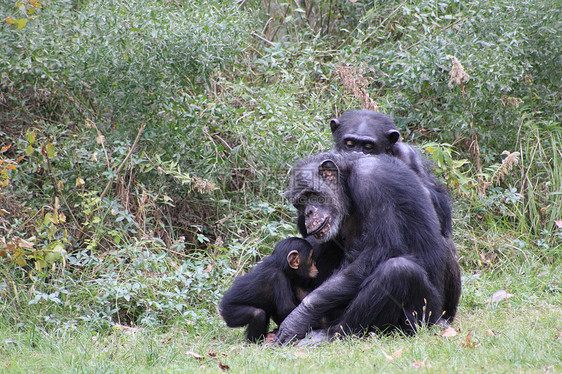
[345, 139, 356, 148]
[363, 142, 375, 153]
[293, 192, 314, 209]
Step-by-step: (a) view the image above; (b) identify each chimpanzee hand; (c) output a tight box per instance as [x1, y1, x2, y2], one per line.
[273, 300, 314, 345]
[274, 265, 353, 344]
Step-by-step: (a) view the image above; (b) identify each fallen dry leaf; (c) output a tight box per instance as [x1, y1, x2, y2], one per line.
[218, 362, 230, 371]
[382, 348, 403, 360]
[491, 289, 514, 303]
[556, 329, 562, 340]
[412, 358, 430, 368]
[463, 330, 478, 348]
[186, 351, 204, 361]
[208, 351, 226, 358]
[441, 326, 458, 337]
[17, 239, 34, 249]
[554, 220, 562, 229]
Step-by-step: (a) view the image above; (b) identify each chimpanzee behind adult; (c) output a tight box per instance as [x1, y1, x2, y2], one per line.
[330, 110, 453, 238]
[329, 110, 460, 322]
[219, 237, 318, 342]
[274, 151, 462, 344]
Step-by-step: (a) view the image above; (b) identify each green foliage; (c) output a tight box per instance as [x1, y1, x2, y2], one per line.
[1, 0, 251, 129]
[3, 0, 43, 30]
[0, 129, 70, 272]
[0, 239, 235, 329]
[338, 0, 561, 155]
[422, 142, 475, 195]
[518, 121, 562, 234]
[0, 264, 560, 372]
[0, 0, 560, 342]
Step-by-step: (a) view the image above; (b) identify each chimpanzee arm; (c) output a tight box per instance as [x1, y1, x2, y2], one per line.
[271, 275, 298, 325]
[274, 259, 367, 344]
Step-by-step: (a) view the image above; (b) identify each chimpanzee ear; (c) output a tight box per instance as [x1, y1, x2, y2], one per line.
[318, 159, 339, 183]
[330, 119, 340, 133]
[287, 250, 300, 270]
[387, 130, 400, 145]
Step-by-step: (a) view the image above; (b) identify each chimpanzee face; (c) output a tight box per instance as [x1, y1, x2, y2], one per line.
[289, 157, 348, 242]
[288, 249, 319, 279]
[306, 250, 319, 278]
[331, 110, 400, 155]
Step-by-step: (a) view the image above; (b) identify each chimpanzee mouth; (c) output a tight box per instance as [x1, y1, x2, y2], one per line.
[307, 217, 331, 239]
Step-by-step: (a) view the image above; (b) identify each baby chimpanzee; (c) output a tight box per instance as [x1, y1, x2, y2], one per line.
[219, 237, 318, 342]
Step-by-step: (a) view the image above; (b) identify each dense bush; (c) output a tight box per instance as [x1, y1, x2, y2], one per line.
[1, 0, 560, 329]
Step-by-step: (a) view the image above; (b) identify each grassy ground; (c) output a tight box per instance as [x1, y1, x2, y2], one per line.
[1, 265, 559, 373]
[1, 0, 561, 372]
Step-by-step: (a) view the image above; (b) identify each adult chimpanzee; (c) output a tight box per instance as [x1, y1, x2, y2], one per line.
[329, 110, 461, 323]
[330, 110, 453, 238]
[220, 237, 319, 342]
[274, 151, 462, 344]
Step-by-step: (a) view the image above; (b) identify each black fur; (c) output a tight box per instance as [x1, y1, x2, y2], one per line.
[331, 110, 453, 238]
[219, 237, 318, 342]
[275, 152, 461, 344]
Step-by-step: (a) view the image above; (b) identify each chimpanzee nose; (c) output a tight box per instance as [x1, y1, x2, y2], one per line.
[305, 206, 314, 218]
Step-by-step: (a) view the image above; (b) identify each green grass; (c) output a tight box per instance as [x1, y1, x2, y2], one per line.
[1, 265, 559, 373]
[1, 0, 561, 372]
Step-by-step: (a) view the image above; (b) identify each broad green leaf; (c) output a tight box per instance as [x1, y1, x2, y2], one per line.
[27, 131, 36, 144]
[46, 143, 56, 158]
[15, 256, 27, 266]
[15, 19, 28, 30]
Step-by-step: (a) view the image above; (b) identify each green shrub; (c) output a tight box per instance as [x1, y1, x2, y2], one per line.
[1, 0, 560, 331]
